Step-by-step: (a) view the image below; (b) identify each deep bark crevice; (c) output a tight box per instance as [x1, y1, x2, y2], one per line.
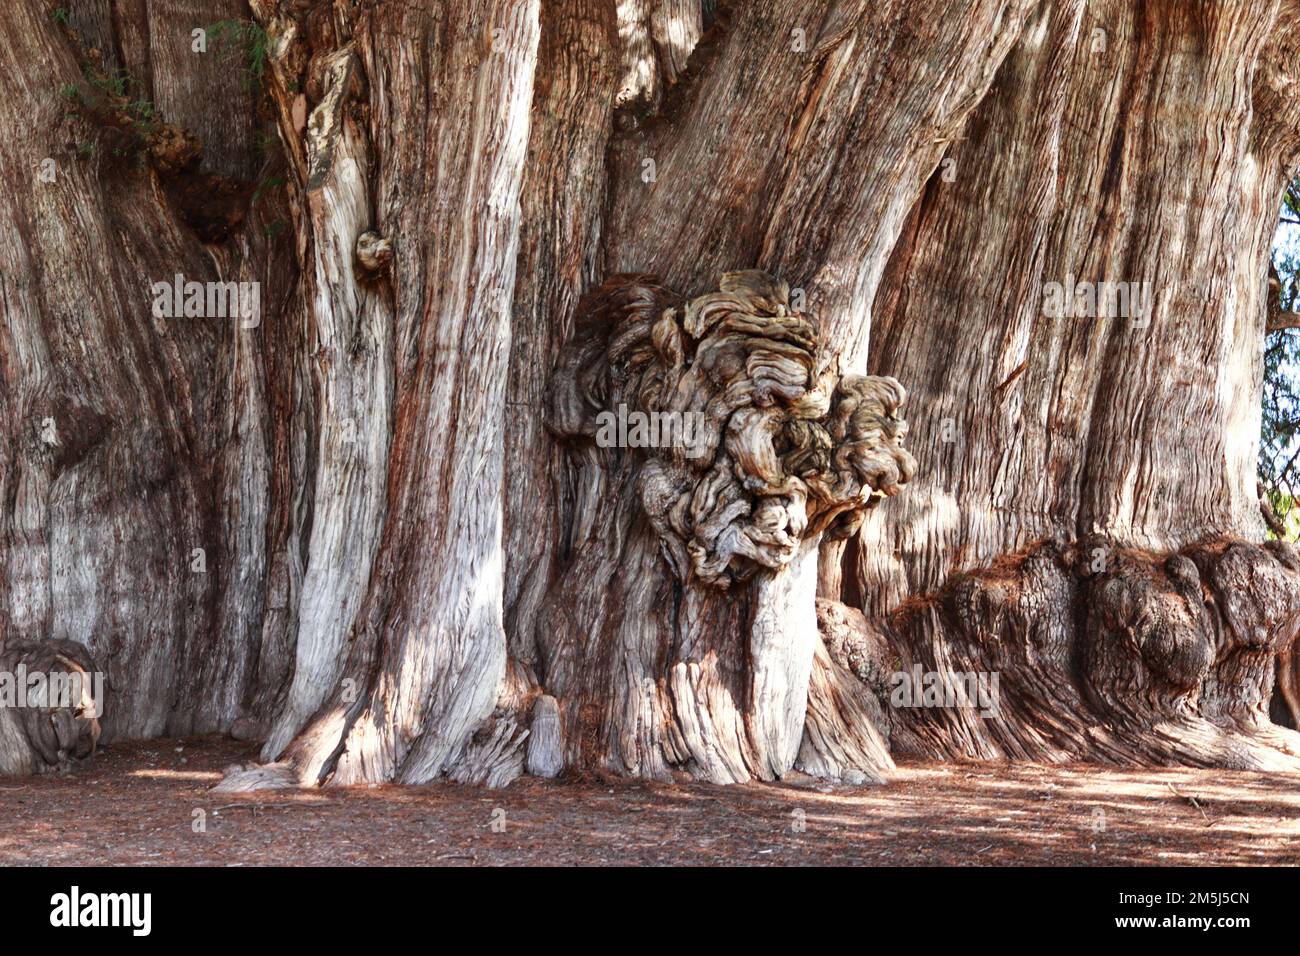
[5, 0, 1300, 792]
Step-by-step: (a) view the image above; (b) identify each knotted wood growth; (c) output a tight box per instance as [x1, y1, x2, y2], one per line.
[535, 271, 914, 783]
[0, 639, 102, 776]
[883, 538, 1300, 770]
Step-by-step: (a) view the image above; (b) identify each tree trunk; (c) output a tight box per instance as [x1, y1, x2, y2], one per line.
[2, 0, 1299, 787]
[860, 0, 1300, 770]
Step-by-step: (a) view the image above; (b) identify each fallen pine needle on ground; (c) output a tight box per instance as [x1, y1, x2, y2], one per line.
[1, 737, 1296, 866]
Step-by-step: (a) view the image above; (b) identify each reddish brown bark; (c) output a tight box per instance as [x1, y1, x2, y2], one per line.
[2, 0, 1299, 787]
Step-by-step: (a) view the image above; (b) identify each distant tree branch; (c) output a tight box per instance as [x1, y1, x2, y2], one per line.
[1267, 261, 1300, 331]
[1259, 481, 1288, 537]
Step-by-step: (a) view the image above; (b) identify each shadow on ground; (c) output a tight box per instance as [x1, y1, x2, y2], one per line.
[2, 736, 1297, 865]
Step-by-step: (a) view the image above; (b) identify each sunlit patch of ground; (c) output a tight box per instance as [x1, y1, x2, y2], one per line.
[1, 737, 1297, 865]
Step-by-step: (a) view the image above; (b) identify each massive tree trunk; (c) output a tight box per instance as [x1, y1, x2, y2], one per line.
[2, 0, 1299, 785]
[860, 0, 1300, 771]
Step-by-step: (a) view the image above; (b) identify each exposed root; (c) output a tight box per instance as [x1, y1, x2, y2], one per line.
[212, 761, 297, 793]
[877, 536, 1300, 771]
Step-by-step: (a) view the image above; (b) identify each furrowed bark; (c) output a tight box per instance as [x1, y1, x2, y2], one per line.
[4, 0, 1300, 789]
[237, 0, 542, 787]
[503, 0, 618, 675]
[859, 0, 1300, 767]
[537, 271, 914, 782]
[0, 0, 291, 755]
[519, 0, 1039, 783]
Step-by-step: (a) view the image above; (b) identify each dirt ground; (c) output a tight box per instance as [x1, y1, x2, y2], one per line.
[1, 735, 1297, 865]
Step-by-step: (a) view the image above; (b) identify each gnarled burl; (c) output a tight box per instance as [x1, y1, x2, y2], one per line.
[0, 639, 102, 776]
[881, 536, 1300, 771]
[535, 271, 914, 783]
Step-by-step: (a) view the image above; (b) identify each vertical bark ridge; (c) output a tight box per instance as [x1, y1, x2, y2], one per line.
[0, 0, 288, 748]
[856, 0, 1300, 768]
[266, 0, 542, 787]
[503, 0, 619, 675]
